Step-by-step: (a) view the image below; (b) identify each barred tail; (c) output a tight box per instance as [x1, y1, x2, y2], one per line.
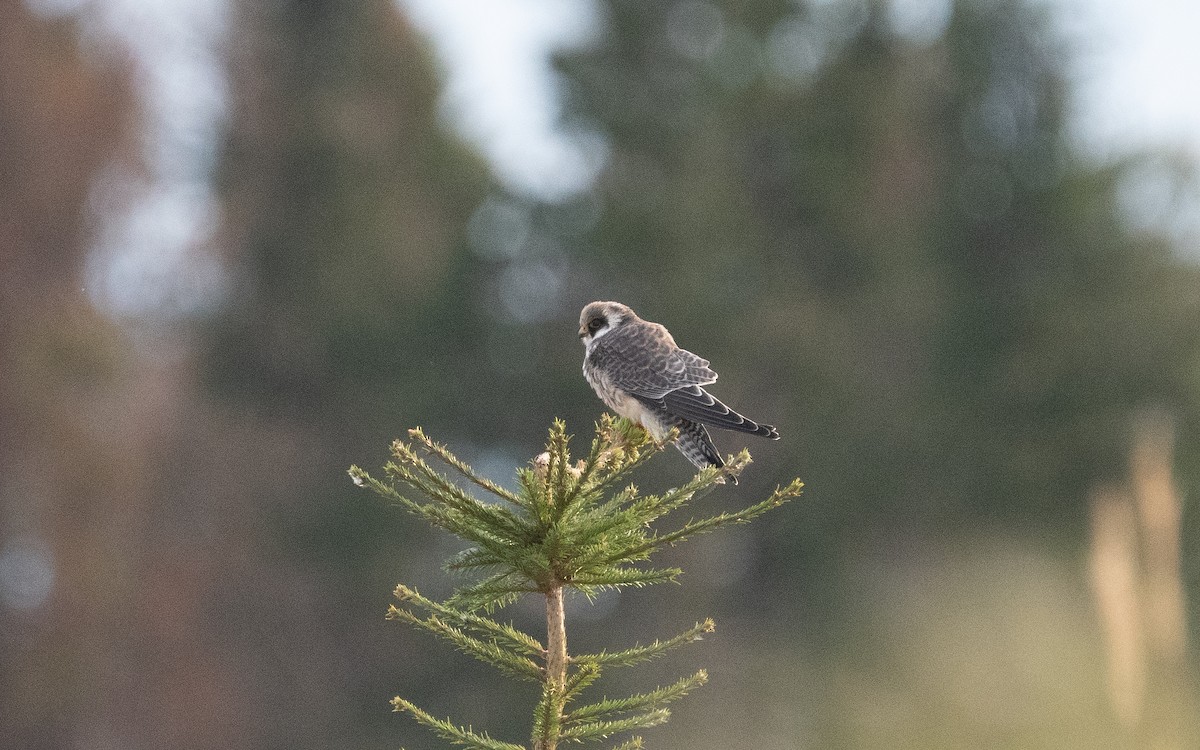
[668, 416, 736, 485]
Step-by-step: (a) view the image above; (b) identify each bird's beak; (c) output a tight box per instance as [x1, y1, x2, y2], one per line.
[578, 326, 587, 339]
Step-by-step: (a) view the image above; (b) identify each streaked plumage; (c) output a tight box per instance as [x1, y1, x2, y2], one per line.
[578, 301, 778, 482]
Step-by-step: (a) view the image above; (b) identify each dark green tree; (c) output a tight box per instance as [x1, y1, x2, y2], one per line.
[211, 0, 490, 416]
[351, 417, 802, 750]
[196, 2, 505, 746]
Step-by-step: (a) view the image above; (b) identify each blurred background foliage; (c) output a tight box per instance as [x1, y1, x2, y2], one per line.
[3, 0, 1200, 748]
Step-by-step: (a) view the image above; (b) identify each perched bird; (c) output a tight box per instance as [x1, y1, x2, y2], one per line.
[578, 301, 778, 482]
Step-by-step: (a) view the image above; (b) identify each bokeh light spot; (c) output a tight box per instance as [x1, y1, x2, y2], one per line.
[0, 535, 56, 612]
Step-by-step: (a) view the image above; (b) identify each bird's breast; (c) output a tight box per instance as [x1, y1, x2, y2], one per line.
[583, 363, 670, 440]
[583, 360, 644, 423]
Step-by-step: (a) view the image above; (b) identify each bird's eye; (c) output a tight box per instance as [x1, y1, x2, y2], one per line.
[587, 317, 605, 332]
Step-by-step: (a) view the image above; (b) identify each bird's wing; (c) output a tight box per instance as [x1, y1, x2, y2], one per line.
[658, 385, 779, 438]
[597, 322, 717, 399]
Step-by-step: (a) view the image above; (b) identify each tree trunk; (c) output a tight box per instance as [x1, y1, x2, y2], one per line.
[535, 585, 567, 750]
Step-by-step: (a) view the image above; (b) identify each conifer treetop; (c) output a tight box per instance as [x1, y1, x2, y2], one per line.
[350, 415, 803, 750]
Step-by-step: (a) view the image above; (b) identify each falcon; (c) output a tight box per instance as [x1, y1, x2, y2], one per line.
[578, 301, 778, 482]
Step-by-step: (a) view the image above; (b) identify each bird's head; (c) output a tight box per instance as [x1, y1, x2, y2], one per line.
[579, 300, 634, 345]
